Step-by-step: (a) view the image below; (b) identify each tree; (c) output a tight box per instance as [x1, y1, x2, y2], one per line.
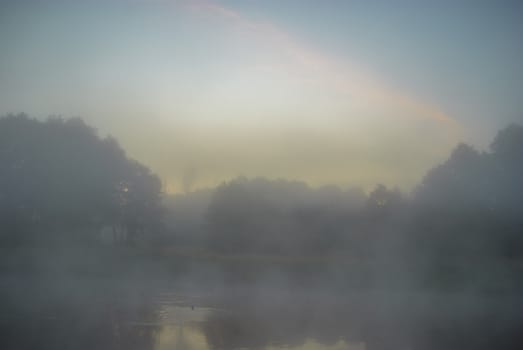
[0, 114, 162, 245]
[406, 124, 523, 289]
[205, 177, 366, 255]
[490, 123, 523, 160]
[366, 184, 403, 218]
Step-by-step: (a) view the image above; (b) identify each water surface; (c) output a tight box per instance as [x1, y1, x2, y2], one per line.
[1, 278, 521, 350]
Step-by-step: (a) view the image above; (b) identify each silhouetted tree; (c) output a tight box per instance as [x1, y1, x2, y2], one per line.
[490, 123, 523, 160]
[408, 124, 523, 289]
[366, 184, 403, 218]
[0, 114, 162, 245]
[205, 177, 366, 255]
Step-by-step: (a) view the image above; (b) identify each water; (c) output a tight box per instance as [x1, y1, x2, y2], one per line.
[1, 277, 522, 350]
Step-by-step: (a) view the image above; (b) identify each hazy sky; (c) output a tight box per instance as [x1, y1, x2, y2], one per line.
[1, 0, 522, 192]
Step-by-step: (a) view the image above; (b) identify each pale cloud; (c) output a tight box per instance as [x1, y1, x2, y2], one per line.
[101, 0, 463, 194]
[185, 0, 459, 127]
[0, 0, 466, 194]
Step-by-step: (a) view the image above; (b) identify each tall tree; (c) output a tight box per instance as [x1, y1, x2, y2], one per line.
[0, 114, 162, 244]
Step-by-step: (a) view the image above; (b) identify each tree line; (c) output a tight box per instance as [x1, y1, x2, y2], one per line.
[1, 114, 522, 290]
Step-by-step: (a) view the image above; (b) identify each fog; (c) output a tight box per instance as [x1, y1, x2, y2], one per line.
[1, 114, 522, 349]
[2, 0, 523, 347]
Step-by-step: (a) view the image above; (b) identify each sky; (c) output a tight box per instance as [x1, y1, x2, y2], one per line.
[1, 0, 522, 193]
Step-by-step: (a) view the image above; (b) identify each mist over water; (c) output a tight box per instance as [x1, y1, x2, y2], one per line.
[1, 1, 523, 349]
[1, 115, 522, 349]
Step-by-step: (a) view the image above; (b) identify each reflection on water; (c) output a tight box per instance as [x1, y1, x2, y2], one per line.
[153, 303, 363, 350]
[1, 279, 522, 350]
[156, 320, 362, 350]
[155, 324, 209, 350]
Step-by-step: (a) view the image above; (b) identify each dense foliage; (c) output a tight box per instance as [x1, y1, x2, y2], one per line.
[0, 114, 162, 245]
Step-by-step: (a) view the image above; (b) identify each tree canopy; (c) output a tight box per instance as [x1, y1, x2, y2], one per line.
[0, 114, 162, 243]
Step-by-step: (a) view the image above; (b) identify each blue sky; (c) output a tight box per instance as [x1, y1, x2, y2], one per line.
[1, 0, 521, 192]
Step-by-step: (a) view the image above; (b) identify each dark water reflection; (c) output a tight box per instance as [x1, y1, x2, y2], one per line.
[1, 279, 522, 350]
